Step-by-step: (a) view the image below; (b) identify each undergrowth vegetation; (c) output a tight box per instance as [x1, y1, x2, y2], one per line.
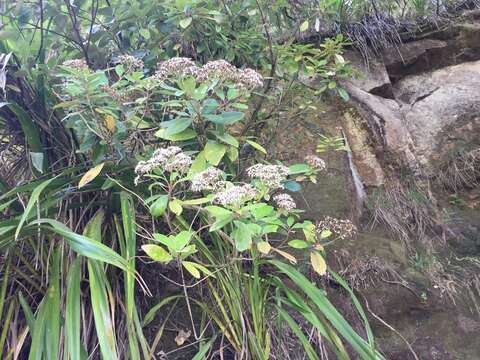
[1, 0, 477, 359]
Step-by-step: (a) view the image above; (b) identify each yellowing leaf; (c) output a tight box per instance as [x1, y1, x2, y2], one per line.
[169, 199, 183, 216]
[257, 241, 271, 254]
[310, 251, 327, 275]
[300, 20, 309, 32]
[142, 244, 173, 263]
[104, 115, 116, 133]
[273, 248, 297, 264]
[183, 261, 201, 279]
[78, 163, 105, 189]
[245, 140, 266, 154]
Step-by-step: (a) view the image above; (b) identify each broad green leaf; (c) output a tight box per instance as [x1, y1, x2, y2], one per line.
[30, 152, 44, 173]
[215, 132, 239, 147]
[246, 140, 266, 154]
[283, 181, 301, 192]
[288, 239, 310, 249]
[189, 151, 208, 175]
[232, 221, 253, 251]
[162, 118, 192, 137]
[207, 111, 244, 125]
[142, 244, 173, 263]
[205, 205, 232, 218]
[288, 163, 311, 175]
[170, 231, 192, 252]
[150, 195, 168, 217]
[204, 141, 226, 166]
[155, 128, 197, 141]
[78, 163, 105, 189]
[209, 214, 234, 232]
[338, 88, 350, 101]
[169, 199, 183, 216]
[182, 261, 201, 279]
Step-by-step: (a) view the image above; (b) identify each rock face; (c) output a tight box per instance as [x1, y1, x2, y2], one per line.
[395, 60, 480, 170]
[342, 17, 480, 179]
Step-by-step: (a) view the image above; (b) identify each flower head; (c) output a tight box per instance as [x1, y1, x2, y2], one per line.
[62, 59, 89, 71]
[191, 167, 225, 192]
[273, 193, 296, 211]
[247, 164, 290, 189]
[154, 57, 198, 81]
[117, 54, 144, 71]
[134, 146, 192, 184]
[213, 184, 257, 207]
[316, 216, 357, 240]
[305, 155, 326, 171]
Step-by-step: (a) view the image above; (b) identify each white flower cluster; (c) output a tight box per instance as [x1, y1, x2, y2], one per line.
[153, 57, 263, 89]
[154, 57, 198, 81]
[213, 184, 257, 207]
[62, 59, 89, 71]
[190, 167, 225, 192]
[117, 54, 144, 71]
[316, 216, 357, 240]
[247, 164, 290, 189]
[135, 146, 191, 184]
[273, 193, 296, 211]
[305, 155, 326, 171]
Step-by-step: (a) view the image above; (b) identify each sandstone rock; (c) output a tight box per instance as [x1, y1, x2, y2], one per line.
[342, 110, 385, 187]
[345, 50, 393, 98]
[394, 60, 480, 171]
[382, 39, 449, 81]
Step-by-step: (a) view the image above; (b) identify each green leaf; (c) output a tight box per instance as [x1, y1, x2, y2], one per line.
[189, 151, 208, 175]
[283, 181, 301, 192]
[210, 214, 234, 232]
[162, 118, 192, 137]
[205, 206, 231, 218]
[288, 239, 310, 249]
[15, 177, 55, 239]
[215, 132, 239, 147]
[338, 88, 350, 101]
[182, 261, 201, 279]
[65, 258, 81, 360]
[143, 295, 182, 327]
[142, 244, 173, 263]
[246, 140, 267, 154]
[33, 219, 130, 272]
[30, 152, 44, 173]
[204, 141, 227, 166]
[288, 163, 311, 175]
[179, 17, 193, 29]
[232, 221, 253, 251]
[192, 335, 217, 360]
[155, 128, 197, 141]
[207, 111, 245, 125]
[150, 195, 169, 217]
[170, 231, 192, 252]
[169, 199, 183, 216]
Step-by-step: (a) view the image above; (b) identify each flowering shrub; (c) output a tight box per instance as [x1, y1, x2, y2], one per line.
[54, 56, 370, 357]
